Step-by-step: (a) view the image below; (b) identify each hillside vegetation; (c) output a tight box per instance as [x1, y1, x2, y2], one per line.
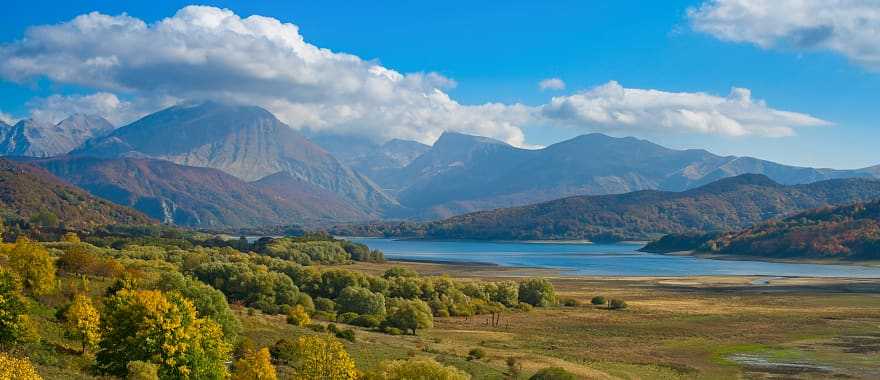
[334, 175, 880, 242]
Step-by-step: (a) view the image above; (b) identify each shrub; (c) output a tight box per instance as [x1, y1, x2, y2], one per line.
[270, 338, 297, 364]
[590, 296, 606, 305]
[336, 328, 356, 342]
[384, 327, 403, 336]
[287, 305, 311, 327]
[291, 335, 358, 379]
[561, 298, 579, 307]
[518, 278, 557, 307]
[467, 348, 486, 361]
[368, 357, 470, 380]
[232, 347, 277, 380]
[529, 367, 576, 380]
[126, 360, 159, 380]
[384, 298, 433, 335]
[382, 266, 418, 279]
[350, 314, 381, 328]
[338, 312, 359, 324]
[327, 323, 338, 333]
[315, 297, 336, 312]
[307, 323, 327, 332]
[313, 310, 337, 321]
[516, 302, 533, 312]
[608, 299, 627, 310]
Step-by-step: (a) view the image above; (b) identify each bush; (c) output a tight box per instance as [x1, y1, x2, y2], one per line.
[529, 367, 576, 380]
[467, 348, 486, 361]
[270, 338, 297, 364]
[307, 323, 327, 332]
[335, 328, 356, 342]
[327, 323, 338, 333]
[315, 297, 336, 312]
[126, 360, 159, 380]
[384, 327, 403, 336]
[287, 305, 311, 327]
[561, 298, 579, 307]
[350, 314, 381, 328]
[516, 302, 533, 312]
[313, 310, 337, 321]
[337, 312, 359, 324]
[590, 296, 606, 305]
[608, 299, 627, 310]
[518, 278, 557, 307]
[368, 357, 470, 380]
[384, 298, 433, 335]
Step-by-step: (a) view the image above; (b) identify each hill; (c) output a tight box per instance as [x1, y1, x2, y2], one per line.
[382, 132, 879, 219]
[336, 174, 880, 241]
[0, 158, 152, 228]
[32, 156, 370, 228]
[72, 102, 397, 214]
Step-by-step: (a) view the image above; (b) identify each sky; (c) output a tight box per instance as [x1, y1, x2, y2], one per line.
[0, 0, 878, 169]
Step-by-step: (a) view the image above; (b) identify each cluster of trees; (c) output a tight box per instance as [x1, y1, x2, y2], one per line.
[0, 223, 559, 379]
[647, 199, 880, 259]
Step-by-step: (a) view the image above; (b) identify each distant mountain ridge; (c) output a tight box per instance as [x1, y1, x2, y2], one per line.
[0, 114, 114, 157]
[309, 134, 430, 192]
[72, 102, 397, 214]
[333, 174, 880, 242]
[381, 132, 879, 219]
[32, 156, 371, 228]
[0, 158, 152, 228]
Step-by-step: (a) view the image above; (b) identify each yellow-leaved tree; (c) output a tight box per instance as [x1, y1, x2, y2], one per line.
[8, 237, 56, 296]
[0, 352, 42, 380]
[96, 289, 231, 379]
[286, 304, 310, 327]
[64, 293, 101, 354]
[232, 347, 277, 380]
[61, 232, 81, 243]
[293, 335, 358, 380]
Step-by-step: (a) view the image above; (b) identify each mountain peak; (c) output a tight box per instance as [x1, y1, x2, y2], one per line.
[434, 131, 510, 148]
[688, 173, 782, 194]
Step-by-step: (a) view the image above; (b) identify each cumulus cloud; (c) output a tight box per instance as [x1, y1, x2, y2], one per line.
[539, 78, 566, 91]
[688, 0, 880, 70]
[0, 6, 526, 145]
[540, 81, 831, 137]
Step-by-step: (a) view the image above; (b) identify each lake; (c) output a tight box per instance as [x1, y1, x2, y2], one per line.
[348, 238, 880, 278]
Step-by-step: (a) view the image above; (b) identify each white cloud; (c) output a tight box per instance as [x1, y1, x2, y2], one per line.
[538, 77, 566, 91]
[0, 6, 526, 146]
[0, 110, 16, 125]
[540, 81, 831, 137]
[0, 5, 833, 144]
[688, 0, 880, 70]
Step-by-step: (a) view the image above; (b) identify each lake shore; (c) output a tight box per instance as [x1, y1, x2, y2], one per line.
[662, 249, 880, 268]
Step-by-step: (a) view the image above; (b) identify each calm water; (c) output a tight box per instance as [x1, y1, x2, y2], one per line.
[348, 238, 880, 278]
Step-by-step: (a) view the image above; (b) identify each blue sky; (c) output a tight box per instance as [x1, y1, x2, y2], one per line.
[1, 0, 878, 169]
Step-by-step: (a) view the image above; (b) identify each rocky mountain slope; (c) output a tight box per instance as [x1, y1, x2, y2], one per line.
[0, 114, 114, 157]
[383, 132, 879, 219]
[72, 102, 397, 214]
[310, 134, 430, 191]
[0, 158, 152, 228]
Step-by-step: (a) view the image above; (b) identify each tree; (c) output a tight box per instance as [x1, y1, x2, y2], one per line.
[336, 286, 386, 316]
[8, 237, 56, 296]
[385, 298, 433, 335]
[64, 294, 101, 354]
[0, 352, 42, 380]
[155, 272, 241, 341]
[126, 361, 159, 380]
[367, 357, 470, 380]
[528, 367, 576, 380]
[518, 278, 557, 307]
[292, 335, 358, 380]
[0, 268, 30, 344]
[286, 304, 311, 327]
[232, 347, 277, 380]
[96, 289, 231, 379]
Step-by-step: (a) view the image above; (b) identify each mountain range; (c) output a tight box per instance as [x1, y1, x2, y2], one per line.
[0, 114, 114, 157]
[331, 174, 880, 241]
[0, 158, 152, 228]
[2, 101, 879, 231]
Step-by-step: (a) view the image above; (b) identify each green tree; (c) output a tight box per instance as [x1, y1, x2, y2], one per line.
[385, 298, 433, 335]
[518, 278, 557, 307]
[96, 289, 231, 379]
[64, 294, 101, 354]
[336, 286, 386, 316]
[367, 357, 470, 380]
[0, 268, 29, 344]
[232, 347, 277, 380]
[155, 272, 241, 340]
[8, 237, 56, 296]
